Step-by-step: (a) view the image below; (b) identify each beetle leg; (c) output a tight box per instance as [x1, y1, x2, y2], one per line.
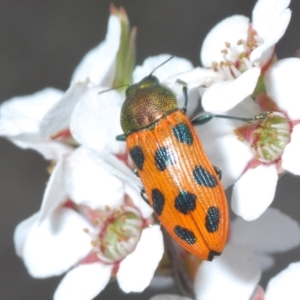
[140, 188, 150, 205]
[176, 79, 188, 115]
[191, 112, 272, 126]
[116, 134, 126, 141]
[213, 166, 222, 180]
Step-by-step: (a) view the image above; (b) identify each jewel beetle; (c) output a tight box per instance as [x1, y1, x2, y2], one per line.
[116, 59, 228, 261]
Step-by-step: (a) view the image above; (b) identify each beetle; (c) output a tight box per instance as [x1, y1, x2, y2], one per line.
[116, 59, 228, 261]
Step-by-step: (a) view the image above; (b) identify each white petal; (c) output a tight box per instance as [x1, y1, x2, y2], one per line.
[200, 15, 249, 67]
[252, 0, 291, 41]
[54, 263, 113, 300]
[250, 46, 273, 68]
[133, 54, 193, 83]
[198, 126, 253, 189]
[265, 262, 300, 300]
[252, 0, 290, 34]
[163, 67, 216, 116]
[70, 87, 126, 154]
[202, 67, 261, 112]
[163, 67, 215, 95]
[71, 15, 121, 86]
[21, 207, 94, 277]
[231, 164, 278, 221]
[257, 253, 275, 271]
[89, 150, 141, 188]
[196, 98, 260, 189]
[88, 150, 153, 217]
[9, 135, 73, 160]
[228, 96, 262, 116]
[264, 58, 300, 120]
[250, 5, 291, 64]
[38, 158, 68, 223]
[194, 244, 261, 300]
[230, 207, 300, 253]
[197, 96, 260, 140]
[211, 134, 252, 189]
[282, 124, 300, 175]
[150, 295, 192, 300]
[124, 183, 153, 219]
[0, 88, 63, 136]
[117, 225, 164, 293]
[40, 82, 91, 138]
[65, 147, 124, 209]
[14, 212, 39, 256]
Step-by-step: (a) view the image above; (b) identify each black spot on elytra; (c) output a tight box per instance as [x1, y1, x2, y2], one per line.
[130, 146, 145, 170]
[174, 225, 196, 244]
[208, 250, 222, 261]
[175, 191, 197, 214]
[205, 206, 220, 233]
[172, 123, 193, 145]
[151, 189, 165, 216]
[154, 147, 176, 171]
[193, 165, 217, 187]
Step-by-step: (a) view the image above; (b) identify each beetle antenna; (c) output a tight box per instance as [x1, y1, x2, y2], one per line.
[98, 84, 130, 95]
[149, 55, 175, 76]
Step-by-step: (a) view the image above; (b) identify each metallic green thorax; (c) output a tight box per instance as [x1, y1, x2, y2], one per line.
[121, 75, 178, 134]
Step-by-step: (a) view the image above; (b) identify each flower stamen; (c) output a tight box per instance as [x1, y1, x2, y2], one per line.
[252, 112, 292, 163]
[209, 27, 263, 81]
[87, 205, 144, 264]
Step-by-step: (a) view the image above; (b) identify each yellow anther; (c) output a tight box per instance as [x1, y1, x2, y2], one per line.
[225, 41, 231, 48]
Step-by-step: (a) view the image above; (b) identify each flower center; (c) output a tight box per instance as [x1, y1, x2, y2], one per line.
[91, 206, 144, 264]
[211, 28, 260, 80]
[252, 112, 292, 163]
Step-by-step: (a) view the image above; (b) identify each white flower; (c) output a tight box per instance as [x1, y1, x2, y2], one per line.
[193, 244, 261, 300]
[69, 83, 126, 154]
[39, 12, 124, 152]
[71, 7, 122, 86]
[265, 262, 300, 299]
[151, 261, 300, 300]
[14, 147, 163, 299]
[229, 208, 300, 271]
[150, 207, 300, 300]
[0, 8, 126, 160]
[0, 88, 72, 160]
[200, 0, 291, 112]
[197, 58, 300, 221]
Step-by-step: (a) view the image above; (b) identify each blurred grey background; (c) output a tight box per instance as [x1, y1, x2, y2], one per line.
[1, 0, 300, 299]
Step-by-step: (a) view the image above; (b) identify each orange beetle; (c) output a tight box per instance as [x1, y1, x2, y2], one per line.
[116, 64, 228, 261]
